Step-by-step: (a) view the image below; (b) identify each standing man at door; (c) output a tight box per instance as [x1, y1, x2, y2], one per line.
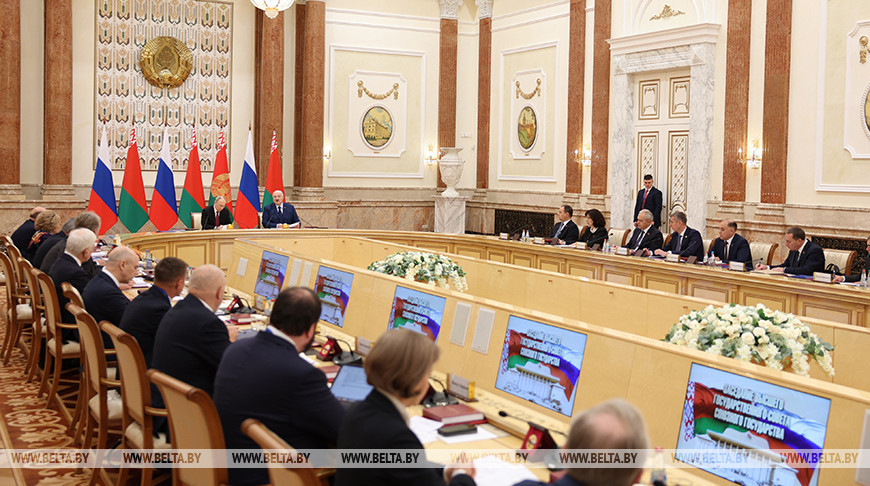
[633, 174, 663, 228]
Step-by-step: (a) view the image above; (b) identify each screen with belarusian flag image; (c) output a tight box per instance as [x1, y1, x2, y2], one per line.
[675, 363, 831, 486]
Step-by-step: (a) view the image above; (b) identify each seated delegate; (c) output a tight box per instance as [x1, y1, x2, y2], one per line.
[577, 209, 608, 248]
[261, 190, 301, 228]
[711, 219, 752, 266]
[654, 210, 704, 260]
[335, 329, 475, 486]
[755, 227, 825, 276]
[623, 209, 662, 255]
[834, 235, 870, 283]
[549, 205, 580, 245]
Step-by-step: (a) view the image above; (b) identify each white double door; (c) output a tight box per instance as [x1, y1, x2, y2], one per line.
[633, 70, 690, 234]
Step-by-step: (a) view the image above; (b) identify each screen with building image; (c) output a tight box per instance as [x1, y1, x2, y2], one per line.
[253, 250, 290, 301]
[675, 363, 831, 486]
[314, 266, 354, 327]
[494, 315, 587, 417]
[387, 285, 447, 342]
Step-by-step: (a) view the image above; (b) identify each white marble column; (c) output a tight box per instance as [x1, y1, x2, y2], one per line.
[434, 195, 469, 234]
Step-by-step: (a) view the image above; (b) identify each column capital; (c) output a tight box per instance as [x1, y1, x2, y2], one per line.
[439, 0, 463, 20]
[475, 0, 493, 19]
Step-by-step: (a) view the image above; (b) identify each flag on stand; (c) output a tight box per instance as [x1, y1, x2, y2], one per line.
[118, 126, 149, 232]
[234, 128, 261, 229]
[178, 128, 206, 228]
[209, 129, 233, 213]
[87, 127, 118, 235]
[149, 126, 179, 231]
[262, 130, 284, 207]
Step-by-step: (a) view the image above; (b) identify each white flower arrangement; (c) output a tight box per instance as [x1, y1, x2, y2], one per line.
[664, 303, 835, 377]
[368, 251, 468, 292]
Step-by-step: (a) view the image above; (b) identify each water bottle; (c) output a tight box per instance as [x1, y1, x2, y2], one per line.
[703, 252, 709, 265]
[861, 270, 867, 288]
[651, 446, 667, 486]
[144, 250, 153, 270]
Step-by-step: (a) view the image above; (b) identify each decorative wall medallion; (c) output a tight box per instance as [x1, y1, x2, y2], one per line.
[360, 106, 394, 149]
[844, 22, 870, 158]
[650, 5, 685, 21]
[517, 106, 538, 151]
[638, 80, 660, 120]
[670, 77, 690, 118]
[515, 79, 541, 100]
[139, 36, 193, 89]
[861, 36, 869, 63]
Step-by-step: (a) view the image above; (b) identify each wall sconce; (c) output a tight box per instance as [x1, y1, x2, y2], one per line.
[574, 145, 592, 166]
[322, 147, 331, 162]
[737, 139, 762, 169]
[424, 145, 438, 166]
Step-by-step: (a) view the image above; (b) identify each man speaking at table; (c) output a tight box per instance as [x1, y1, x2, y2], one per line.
[755, 227, 825, 276]
[201, 196, 233, 230]
[261, 190, 300, 228]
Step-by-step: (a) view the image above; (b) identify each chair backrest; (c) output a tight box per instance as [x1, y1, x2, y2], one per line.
[35, 271, 62, 340]
[23, 265, 44, 321]
[242, 418, 322, 486]
[147, 369, 227, 485]
[190, 212, 202, 230]
[15, 256, 33, 295]
[68, 304, 107, 398]
[4, 240, 23, 282]
[608, 228, 631, 246]
[0, 253, 17, 309]
[749, 242, 779, 266]
[702, 238, 715, 254]
[102, 322, 151, 428]
[62, 282, 84, 309]
[823, 249, 857, 276]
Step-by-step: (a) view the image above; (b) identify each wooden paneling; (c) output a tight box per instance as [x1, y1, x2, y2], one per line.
[689, 282, 731, 302]
[175, 243, 208, 268]
[538, 256, 564, 273]
[487, 249, 509, 263]
[567, 262, 596, 279]
[455, 245, 485, 259]
[511, 254, 534, 268]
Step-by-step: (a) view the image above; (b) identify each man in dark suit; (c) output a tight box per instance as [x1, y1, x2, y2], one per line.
[623, 209, 663, 255]
[633, 174, 663, 228]
[514, 399, 649, 486]
[119, 256, 188, 367]
[655, 210, 705, 260]
[261, 190, 300, 229]
[10, 206, 45, 254]
[41, 211, 102, 277]
[835, 236, 870, 283]
[201, 196, 233, 230]
[152, 264, 237, 434]
[711, 220, 752, 265]
[756, 227, 826, 276]
[49, 228, 97, 342]
[214, 287, 345, 486]
[82, 246, 139, 347]
[549, 205, 580, 245]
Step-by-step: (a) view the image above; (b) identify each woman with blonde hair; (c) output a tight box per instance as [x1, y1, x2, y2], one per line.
[335, 329, 476, 486]
[25, 210, 61, 262]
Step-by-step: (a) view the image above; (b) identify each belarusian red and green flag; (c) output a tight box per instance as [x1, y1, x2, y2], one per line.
[118, 126, 149, 232]
[208, 129, 233, 213]
[179, 128, 206, 228]
[262, 130, 284, 207]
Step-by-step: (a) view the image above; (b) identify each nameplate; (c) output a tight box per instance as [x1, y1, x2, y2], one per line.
[499, 233, 509, 240]
[729, 261, 746, 271]
[356, 336, 372, 356]
[616, 247, 629, 256]
[576, 242, 587, 250]
[447, 373, 475, 401]
[666, 253, 680, 263]
[533, 237, 545, 245]
[813, 272, 833, 284]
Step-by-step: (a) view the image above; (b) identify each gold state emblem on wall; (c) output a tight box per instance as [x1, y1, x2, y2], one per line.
[139, 36, 193, 89]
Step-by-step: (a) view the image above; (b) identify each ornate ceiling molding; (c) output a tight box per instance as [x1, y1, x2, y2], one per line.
[439, 0, 463, 20]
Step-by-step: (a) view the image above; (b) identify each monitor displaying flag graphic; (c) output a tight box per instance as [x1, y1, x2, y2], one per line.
[150, 127, 179, 231]
[87, 127, 118, 235]
[179, 128, 205, 228]
[234, 129, 260, 229]
[118, 126, 149, 232]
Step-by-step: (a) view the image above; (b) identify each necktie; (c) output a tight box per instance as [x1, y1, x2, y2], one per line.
[215, 209, 219, 223]
[278, 205, 283, 216]
[554, 222, 565, 239]
[674, 234, 682, 252]
[634, 230, 645, 250]
[795, 251, 801, 265]
[642, 189, 649, 208]
[724, 241, 730, 261]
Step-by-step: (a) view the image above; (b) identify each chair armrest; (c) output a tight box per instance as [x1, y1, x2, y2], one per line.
[103, 349, 117, 356]
[56, 322, 79, 330]
[100, 377, 121, 387]
[144, 406, 168, 417]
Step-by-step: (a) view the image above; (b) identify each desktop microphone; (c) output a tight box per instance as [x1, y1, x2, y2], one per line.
[422, 378, 458, 407]
[297, 214, 318, 229]
[332, 337, 363, 366]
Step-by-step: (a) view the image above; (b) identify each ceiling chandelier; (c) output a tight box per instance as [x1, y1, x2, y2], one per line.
[251, 0, 295, 19]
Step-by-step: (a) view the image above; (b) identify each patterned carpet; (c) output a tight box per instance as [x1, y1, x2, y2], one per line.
[0, 292, 92, 485]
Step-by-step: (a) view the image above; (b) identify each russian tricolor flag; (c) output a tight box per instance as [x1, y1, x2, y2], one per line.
[87, 127, 118, 235]
[150, 126, 179, 231]
[234, 129, 261, 229]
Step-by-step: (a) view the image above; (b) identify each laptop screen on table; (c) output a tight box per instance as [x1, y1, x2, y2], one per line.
[330, 365, 373, 403]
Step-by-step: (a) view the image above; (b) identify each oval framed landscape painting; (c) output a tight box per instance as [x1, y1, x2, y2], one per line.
[517, 105, 537, 151]
[360, 105, 394, 150]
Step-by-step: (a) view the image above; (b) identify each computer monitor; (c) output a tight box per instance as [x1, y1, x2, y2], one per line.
[675, 363, 831, 486]
[387, 285, 447, 342]
[314, 266, 354, 327]
[253, 250, 290, 301]
[494, 315, 587, 416]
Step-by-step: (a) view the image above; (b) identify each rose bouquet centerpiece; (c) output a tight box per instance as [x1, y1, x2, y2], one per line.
[368, 251, 468, 292]
[663, 303, 835, 377]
